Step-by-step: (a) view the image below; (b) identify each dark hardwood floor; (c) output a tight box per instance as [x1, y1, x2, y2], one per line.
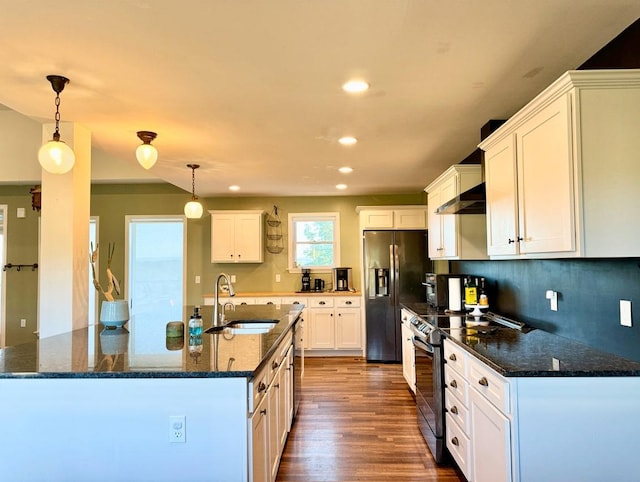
[277, 357, 464, 482]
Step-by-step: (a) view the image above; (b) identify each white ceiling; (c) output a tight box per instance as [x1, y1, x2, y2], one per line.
[0, 1, 638, 197]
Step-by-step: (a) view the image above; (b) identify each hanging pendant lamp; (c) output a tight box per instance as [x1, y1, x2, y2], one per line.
[184, 164, 204, 219]
[135, 131, 158, 169]
[38, 75, 76, 174]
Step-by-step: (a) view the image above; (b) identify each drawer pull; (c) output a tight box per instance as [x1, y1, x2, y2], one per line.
[451, 436, 459, 446]
[478, 377, 489, 387]
[449, 379, 457, 389]
[260, 409, 267, 416]
[258, 382, 267, 393]
[508, 238, 515, 244]
[274, 383, 280, 389]
[319, 301, 326, 305]
[272, 360, 279, 369]
[345, 300, 352, 305]
[449, 353, 457, 361]
[450, 406, 458, 415]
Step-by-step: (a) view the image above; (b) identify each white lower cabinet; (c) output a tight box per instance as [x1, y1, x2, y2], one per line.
[444, 339, 512, 482]
[400, 309, 415, 393]
[249, 332, 294, 482]
[307, 296, 362, 352]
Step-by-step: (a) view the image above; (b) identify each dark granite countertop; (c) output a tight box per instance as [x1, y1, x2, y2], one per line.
[0, 304, 302, 380]
[402, 302, 640, 377]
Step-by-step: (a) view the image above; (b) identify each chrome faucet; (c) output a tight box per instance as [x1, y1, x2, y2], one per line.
[213, 272, 235, 327]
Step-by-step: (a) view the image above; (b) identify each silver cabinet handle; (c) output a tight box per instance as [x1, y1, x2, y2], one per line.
[478, 377, 489, 387]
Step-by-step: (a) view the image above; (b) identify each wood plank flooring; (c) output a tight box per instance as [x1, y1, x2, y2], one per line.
[277, 357, 464, 482]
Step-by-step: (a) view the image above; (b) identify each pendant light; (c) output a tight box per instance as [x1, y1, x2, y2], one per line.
[135, 131, 158, 169]
[37, 75, 75, 174]
[184, 164, 203, 219]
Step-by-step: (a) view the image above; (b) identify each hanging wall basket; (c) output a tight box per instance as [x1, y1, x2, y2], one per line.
[266, 205, 284, 254]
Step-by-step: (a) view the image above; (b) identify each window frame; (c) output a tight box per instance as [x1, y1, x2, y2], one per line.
[287, 212, 340, 273]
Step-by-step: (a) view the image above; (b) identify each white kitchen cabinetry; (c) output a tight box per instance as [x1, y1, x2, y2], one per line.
[250, 393, 269, 482]
[425, 165, 487, 260]
[210, 210, 264, 263]
[443, 340, 473, 480]
[480, 69, 640, 258]
[400, 309, 416, 393]
[357, 206, 428, 230]
[307, 296, 362, 352]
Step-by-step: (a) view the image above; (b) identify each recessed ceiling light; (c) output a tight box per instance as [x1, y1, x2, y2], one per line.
[338, 136, 357, 146]
[336, 184, 348, 190]
[338, 166, 353, 174]
[342, 80, 369, 93]
[229, 185, 240, 191]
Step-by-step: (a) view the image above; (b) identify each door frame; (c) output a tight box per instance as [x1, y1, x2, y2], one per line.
[0, 205, 7, 348]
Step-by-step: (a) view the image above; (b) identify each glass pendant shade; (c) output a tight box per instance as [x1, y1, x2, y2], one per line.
[136, 143, 158, 169]
[184, 200, 203, 219]
[38, 139, 75, 174]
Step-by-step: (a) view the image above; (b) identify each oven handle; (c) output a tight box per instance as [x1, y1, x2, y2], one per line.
[412, 336, 434, 354]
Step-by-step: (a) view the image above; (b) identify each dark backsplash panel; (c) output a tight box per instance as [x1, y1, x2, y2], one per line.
[452, 259, 640, 362]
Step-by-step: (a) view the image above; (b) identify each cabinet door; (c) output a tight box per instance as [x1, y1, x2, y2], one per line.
[211, 213, 237, 262]
[401, 322, 415, 392]
[470, 388, 512, 482]
[309, 309, 335, 349]
[427, 190, 443, 258]
[485, 135, 519, 256]
[268, 378, 279, 482]
[236, 213, 263, 262]
[360, 210, 394, 229]
[439, 173, 459, 258]
[516, 94, 575, 255]
[394, 209, 427, 229]
[250, 396, 269, 482]
[335, 309, 361, 349]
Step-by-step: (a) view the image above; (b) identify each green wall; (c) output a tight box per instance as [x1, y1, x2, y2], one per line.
[2, 182, 425, 346]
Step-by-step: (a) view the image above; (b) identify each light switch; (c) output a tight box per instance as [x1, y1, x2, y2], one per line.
[546, 290, 558, 311]
[620, 300, 632, 327]
[17, 208, 26, 218]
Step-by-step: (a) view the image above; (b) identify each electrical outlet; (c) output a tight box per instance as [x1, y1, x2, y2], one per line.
[230, 274, 236, 283]
[20, 319, 26, 328]
[620, 300, 632, 327]
[552, 357, 560, 371]
[195, 275, 201, 284]
[169, 415, 186, 443]
[275, 274, 281, 282]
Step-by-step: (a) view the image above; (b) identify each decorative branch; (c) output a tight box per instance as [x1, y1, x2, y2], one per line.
[90, 242, 121, 301]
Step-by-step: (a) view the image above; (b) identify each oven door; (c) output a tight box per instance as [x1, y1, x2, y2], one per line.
[413, 334, 447, 463]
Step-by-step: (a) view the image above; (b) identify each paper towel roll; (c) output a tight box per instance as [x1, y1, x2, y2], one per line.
[448, 278, 462, 311]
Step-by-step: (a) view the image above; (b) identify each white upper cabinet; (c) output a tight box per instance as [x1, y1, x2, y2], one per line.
[425, 165, 487, 260]
[357, 206, 428, 230]
[480, 69, 640, 258]
[210, 210, 264, 263]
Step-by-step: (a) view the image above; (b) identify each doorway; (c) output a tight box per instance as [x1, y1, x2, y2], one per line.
[0, 205, 6, 347]
[125, 216, 185, 367]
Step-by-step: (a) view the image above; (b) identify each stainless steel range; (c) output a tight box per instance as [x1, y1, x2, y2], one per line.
[409, 309, 530, 464]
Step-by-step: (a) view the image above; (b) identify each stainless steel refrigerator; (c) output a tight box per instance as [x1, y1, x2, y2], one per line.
[364, 230, 431, 362]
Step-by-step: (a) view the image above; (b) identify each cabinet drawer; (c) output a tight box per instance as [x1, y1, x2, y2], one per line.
[468, 355, 510, 413]
[334, 297, 360, 308]
[308, 298, 335, 308]
[249, 367, 269, 414]
[281, 297, 307, 306]
[444, 366, 469, 406]
[253, 297, 280, 306]
[445, 390, 470, 434]
[444, 339, 468, 377]
[446, 413, 472, 481]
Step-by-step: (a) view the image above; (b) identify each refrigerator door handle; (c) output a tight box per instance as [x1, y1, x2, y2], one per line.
[389, 244, 398, 306]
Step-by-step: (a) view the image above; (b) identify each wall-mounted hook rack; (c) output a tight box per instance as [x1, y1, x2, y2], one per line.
[3, 263, 38, 272]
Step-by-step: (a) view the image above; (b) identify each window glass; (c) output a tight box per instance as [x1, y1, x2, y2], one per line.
[288, 213, 340, 271]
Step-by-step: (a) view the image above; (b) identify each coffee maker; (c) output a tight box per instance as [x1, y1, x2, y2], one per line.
[301, 269, 311, 292]
[333, 267, 353, 291]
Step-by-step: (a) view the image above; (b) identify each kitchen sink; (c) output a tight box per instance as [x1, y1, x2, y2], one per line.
[205, 319, 279, 334]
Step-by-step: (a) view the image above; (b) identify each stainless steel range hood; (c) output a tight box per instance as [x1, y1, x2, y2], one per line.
[435, 182, 485, 215]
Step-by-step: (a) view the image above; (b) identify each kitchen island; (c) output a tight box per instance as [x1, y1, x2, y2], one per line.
[0, 304, 303, 482]
[403, 303, 640, 482]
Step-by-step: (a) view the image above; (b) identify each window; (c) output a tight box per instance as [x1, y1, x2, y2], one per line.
[288, 212, 340, 272]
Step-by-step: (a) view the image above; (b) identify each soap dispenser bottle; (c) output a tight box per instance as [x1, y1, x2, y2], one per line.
[188, 306, 203, 337]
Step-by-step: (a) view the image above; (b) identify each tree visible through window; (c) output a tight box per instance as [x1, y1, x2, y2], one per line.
[288, 213, 340, 271]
